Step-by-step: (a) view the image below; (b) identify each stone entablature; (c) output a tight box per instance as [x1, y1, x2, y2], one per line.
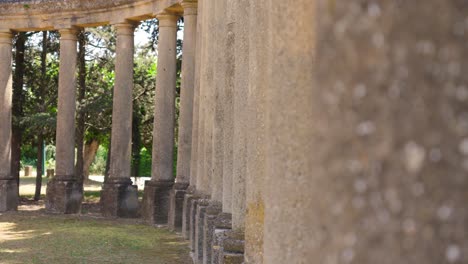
[0, 0, 182, 31]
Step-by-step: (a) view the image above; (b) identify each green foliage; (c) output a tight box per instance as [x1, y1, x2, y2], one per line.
[138, 148, 152, 177]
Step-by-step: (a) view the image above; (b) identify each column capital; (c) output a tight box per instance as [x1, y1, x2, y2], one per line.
[0, 30, 13, 45]
[156, 11, 180, 28]
[181, 1, 198, 16]
[114, 22, 138, 36]
[58, 27, 80, 41]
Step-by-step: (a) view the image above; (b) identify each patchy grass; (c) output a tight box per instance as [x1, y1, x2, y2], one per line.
[0, 212, 191, 264]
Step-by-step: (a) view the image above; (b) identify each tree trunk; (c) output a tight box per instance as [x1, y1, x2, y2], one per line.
[131, 106, 141, 177]
[34, 136, 43, 201]
[75, 31, 87, 183]
[34, 31, 47, 201]
[11, 32, 27, 189]
[104, 140, 111, 182]
[83, 139, 99, 182]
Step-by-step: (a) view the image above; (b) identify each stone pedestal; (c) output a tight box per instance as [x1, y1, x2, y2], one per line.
[203, 202, 222, 264]
[168, 182, 189, 231]
[142, 179, 174, 224]
[190, 197, 200, 251]
[100, 178, 139, 218]
[182, 190, 198, 239]
[194, 199, 210, 263]
[220, 230, 245, 264]
[211, 213, 233, 264]
[0, 179, 18, 212]
[45, 177, 83, 214]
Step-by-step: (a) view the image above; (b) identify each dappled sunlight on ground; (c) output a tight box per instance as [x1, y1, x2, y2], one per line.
[0, 209, 191, 264]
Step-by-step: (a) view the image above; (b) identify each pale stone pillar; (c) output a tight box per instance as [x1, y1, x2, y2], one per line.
[264, 1, 468, 263]
[211, 1, 238, 262]
[183, 0, 204, 240]
[221, 2, 235, 212]
[142, 11, 179, 225]
[202, 0, 227, 263]
[194, 0, 216, 262]
[168, 1, 198, 231]
[244, 1, 269, 263]
[231, 0, 250, 232]
[46, 28, 82, 214]
[0, 31, 18, 212]
[100, 22, 139, 218]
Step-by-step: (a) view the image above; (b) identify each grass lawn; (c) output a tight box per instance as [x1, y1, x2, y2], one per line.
[0, 177, 191, 264]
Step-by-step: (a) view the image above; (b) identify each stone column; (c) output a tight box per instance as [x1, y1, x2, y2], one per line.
[212, 0, 250, 262]
[183, 0, 203, 240]
[0, 31, 18, 212]
[46, 28, 82, 214]
[264, 1, 468, 263]
[100, 22, 139, 218]
[211, 0, 237, 262]
[244, 1, 269, 263]
[168, 1, 198, 231]
[231, 0, 250, 232]
[142, 11, 179, 225]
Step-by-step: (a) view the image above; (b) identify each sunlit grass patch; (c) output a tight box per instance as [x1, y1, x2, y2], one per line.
[0, 213, 191, 264]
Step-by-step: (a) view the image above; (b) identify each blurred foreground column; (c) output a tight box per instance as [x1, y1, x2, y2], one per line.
[264, 1, 468, 263]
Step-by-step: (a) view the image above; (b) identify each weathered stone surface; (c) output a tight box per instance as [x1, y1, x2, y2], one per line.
[202, 202, 221, 264]
[45, 178, 83, 214]
[211, 213, 232, 264]
[142, 179, 174, 224]
[168, 182, 189, 231]
[231, 0, 250, 231]
[194, 198, 209, 263]
[0, 179, 18, 212]
[189, 197, 200, 251]
[100, 178, 139, 218]
[182, 192, 197, 239]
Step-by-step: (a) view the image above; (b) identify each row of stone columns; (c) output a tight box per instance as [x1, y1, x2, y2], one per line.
[177, 0, 314, 263]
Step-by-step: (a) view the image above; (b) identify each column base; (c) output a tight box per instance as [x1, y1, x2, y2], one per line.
[168, 182, 189, 231]
[212, 213, 233, 264]
[182, 191, 198, 239]
[220, 230, 245, 264]
[0, 178, 18, 212]
[100, 178, 139, 218]
[45, 177, 83, 214]
[194, 198, 210, 263]
[189, 197, 201, 251]
[142, 179, 174, 225]
[203, 201, 222, 264]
